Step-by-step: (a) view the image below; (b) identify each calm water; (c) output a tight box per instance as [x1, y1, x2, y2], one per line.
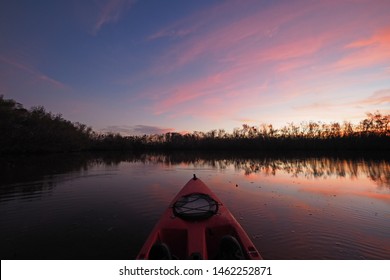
[1, 152, 389, 260]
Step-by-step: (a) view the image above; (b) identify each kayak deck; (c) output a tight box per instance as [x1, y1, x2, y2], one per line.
[137, 175, 262, 260]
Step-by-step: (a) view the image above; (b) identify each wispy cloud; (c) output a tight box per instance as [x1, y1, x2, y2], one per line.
[292, 88, 390, 120]
[93, 0, 136, 35]
[233, 118, 259, 124]
[354, 89, 390, 106]
[0, 56, 66, 89]
[131, 125, 174, 135]
[293, 102, 339, 112]
[148, 28, 194, 41]
[140, 0, 390, 128]
[147, 0, 247, 42]
[330, 28, 390, 72]
[149, 0, 315, 74]
[100, 124, 175, 136]
[144, 3, 341, 118]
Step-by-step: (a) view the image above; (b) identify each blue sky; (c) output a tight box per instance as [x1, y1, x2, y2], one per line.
[1, 0, 390, 135]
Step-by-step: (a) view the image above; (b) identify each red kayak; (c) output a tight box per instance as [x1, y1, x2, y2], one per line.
[137, 175, 262, 260]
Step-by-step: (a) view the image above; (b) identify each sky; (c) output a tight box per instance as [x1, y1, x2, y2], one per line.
[1, 0, 390, 135]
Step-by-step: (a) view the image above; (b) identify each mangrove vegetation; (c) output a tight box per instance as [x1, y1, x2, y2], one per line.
[1, 95, 389, 154]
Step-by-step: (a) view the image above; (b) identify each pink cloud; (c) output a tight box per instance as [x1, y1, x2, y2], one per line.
[263, 35, 330, 61]
[149, 67, 269, 118]
[145, 3, 343, 99]
[166, 76, 227, 109]
[147, 0, 249, 42]
[150, 0, 385, 76]
[147, 29, 337, 117]
[150, 0, 319, 74]
[275, 58, 315, 73]
[138, 0, 390, 130]
[331, 28, 390, 72]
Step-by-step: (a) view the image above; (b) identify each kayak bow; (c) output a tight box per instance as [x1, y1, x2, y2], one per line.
[137, 175, 262, 260]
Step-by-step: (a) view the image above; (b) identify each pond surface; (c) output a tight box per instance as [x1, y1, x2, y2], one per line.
[1, 152, 389, 259]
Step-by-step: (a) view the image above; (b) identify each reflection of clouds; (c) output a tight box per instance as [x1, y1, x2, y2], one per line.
[232, 158, 390, 189]
[298, 182, 390, 203]
[127, 153, 390, 189]
[7, 153, 387, 199]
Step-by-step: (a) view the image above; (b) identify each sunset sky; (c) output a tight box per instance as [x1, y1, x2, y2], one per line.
[1, 0, 389, 135]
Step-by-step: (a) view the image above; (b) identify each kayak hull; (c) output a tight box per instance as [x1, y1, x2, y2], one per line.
[136, 176, 262, 260]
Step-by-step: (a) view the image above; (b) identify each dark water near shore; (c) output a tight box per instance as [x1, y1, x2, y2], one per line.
[1, 152, 389, 260]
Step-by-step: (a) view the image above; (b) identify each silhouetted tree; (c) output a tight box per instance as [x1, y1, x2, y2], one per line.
[1, 95, 389, 154]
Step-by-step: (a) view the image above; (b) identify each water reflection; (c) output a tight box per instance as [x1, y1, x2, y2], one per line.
[230, 157, 390, 189]
[1, 152, 389, 259]
[119, 153, 390, 189]
[1, 152, 389, 192]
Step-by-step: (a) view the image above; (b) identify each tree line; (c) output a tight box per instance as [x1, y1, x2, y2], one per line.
[1, 95, 389, 154]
